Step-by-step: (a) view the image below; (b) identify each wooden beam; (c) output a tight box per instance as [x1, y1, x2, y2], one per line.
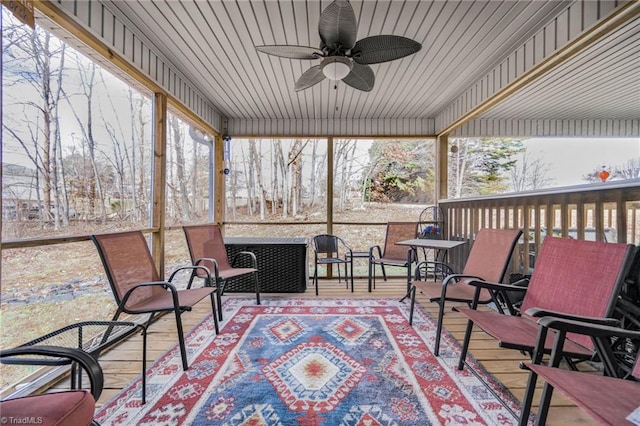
[215, 134, 225, 227]
[436, 134, 448, 202]
[327, 137, 334, 236]
[151, 93, 167, 279]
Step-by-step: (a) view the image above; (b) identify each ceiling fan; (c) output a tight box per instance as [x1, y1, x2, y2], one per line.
[255, 0, 422, 92]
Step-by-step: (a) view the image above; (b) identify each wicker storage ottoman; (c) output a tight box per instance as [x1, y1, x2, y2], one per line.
[224, 237, 308, 293]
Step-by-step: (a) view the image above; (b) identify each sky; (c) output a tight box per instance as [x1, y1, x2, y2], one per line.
[523, 138, 640, 186]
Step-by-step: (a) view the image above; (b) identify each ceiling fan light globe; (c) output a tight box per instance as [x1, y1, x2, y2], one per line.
[321, 57, 352, 80]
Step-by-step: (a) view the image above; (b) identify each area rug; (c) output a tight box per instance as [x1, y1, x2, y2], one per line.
[95, 298, 523, 425]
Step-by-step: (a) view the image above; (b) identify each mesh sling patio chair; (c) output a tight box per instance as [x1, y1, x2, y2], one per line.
[183, 224, 260, 321]
[455, 237, 635, 375]
[91, 231, 219, 371]
[517, 316, 640, 425]
[311, 234, 354, 295]
[0, 346, 103, 426]
[409, 228, 523, 356]
[368, 222, 419, 293]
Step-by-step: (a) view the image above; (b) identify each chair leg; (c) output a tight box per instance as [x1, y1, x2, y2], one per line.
[350, 259, 354, 292]
[209, 292, 220, 334]
[174, 307, 189, 370]
[215, 279, 224, 322]
[140, 326, 147, 404]
[254, 272, 261, 305]
[434, 297, 445, 356]
[518, 370, 540, 425]
[314, 263, 319, 296]
[409, 286, 417, 325]
[457, 319, 475, 370]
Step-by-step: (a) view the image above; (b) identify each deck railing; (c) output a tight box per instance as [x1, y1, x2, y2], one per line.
[438, 179, 640, 274]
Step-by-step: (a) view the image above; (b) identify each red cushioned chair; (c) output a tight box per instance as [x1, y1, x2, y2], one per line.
[519, 316, 640, 425]
[408, 228, 523, 356]
[368, 222, 419, 292]
[183, 224, 260, 321]
[455, 237, 635, 375]
[92, 231, 219, 371]
[0, 346, 103, 426]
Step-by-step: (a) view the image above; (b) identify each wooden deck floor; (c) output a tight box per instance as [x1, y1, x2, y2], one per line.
[87, 277, 597, 425]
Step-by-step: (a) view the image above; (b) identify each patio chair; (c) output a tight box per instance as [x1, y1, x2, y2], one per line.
[408, 228, 523, 356]
[183, 224, 260, 321]
[368, 222, 419, 292]
[518, 316, 640, 425]
[455, 237, 635, 374]
[311, 234, 354, 295]
[91, 231, 219, 371]
[0, 346, 103, 425]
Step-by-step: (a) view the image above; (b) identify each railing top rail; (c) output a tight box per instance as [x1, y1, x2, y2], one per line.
[439, 178, 640, 204]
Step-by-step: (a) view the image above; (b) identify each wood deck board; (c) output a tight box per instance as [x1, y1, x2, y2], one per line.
[84, 277, 597, 424]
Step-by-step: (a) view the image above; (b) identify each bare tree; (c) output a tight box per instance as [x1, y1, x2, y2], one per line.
[167, 116, 191, 221]
[288, 139, 305, 217]
[509, 151, 554, 191]
[249, 139, 267, 220]
[2, 23, 67, 227]
[614, 157, 640, 180]
[62, 56, 107, 224]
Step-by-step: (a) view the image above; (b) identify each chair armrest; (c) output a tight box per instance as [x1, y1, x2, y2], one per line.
[369, 245, 382, 259]
[443, 273, 486, 285]
[526, 307, 621, 327]
[169, 264, 212, 285]
[0, 346, 104, 399]
[537, 316, 640, 341]
[120, 281, 179, 306]
[467, 279, 529, 293]
[230, 250, 258, 269]
[193, 257, 220, 278]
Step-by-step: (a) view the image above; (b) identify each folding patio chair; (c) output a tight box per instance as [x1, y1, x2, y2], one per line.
[408, 228, 523, 356]
[368, 222, 419, 292]
[518, 316, 640, 425]
[92, 231, 219, 371]
[183, 224, 260, 321]
[456, 237, 635, 375]
[311, 234, 354, 295]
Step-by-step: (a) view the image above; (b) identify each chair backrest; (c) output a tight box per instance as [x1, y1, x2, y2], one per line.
[520, 237, 635, 350]
[91, 231, 162, 306]
[462, 228, 522, 283]
[183, 224, 233, 276]
[313, 234, 341, 257]
[382, 222, 419, 260]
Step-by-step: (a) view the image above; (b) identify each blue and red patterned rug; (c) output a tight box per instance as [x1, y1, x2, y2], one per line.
[95, 298, 523, 425]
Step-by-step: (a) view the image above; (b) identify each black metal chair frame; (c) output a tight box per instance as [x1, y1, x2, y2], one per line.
[311, 234, 354, 295]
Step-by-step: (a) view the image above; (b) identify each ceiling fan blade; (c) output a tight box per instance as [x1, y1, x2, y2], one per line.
[295, 65, 326, 91]
[342, 62, 374, 92]
[319, 0, 357, 51]
[256, 45, 324, 60]
[351, 35, 422, 64]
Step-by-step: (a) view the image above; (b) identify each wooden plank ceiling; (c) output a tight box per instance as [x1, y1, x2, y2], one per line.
[100, 0, 639, 126]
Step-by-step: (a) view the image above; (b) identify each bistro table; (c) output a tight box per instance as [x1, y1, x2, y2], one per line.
[395, 238, 467, 299]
